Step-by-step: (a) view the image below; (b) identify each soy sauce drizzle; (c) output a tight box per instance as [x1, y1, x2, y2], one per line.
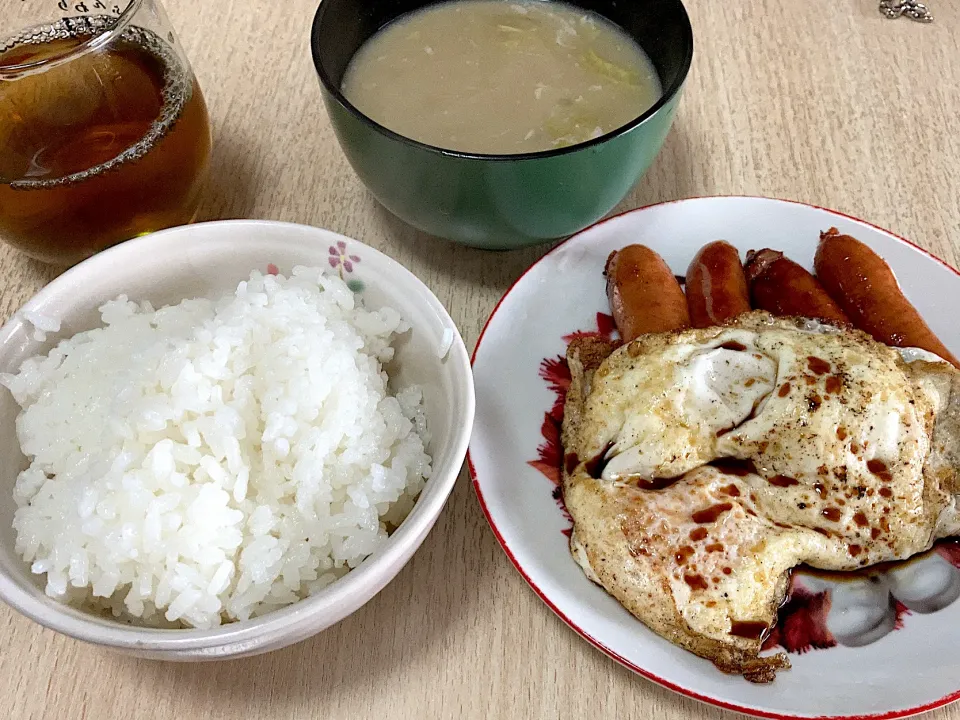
[867, 459, 893, 482]
[684, 573, 708, 590]
[719, 340, 747, 352]
[730, 620, 770, 640]
[585, 441, 615, 478]
[692, 502, 733, 524]
[709, 458, 758, 477]
[634, 476, 680, 490]
[807, 356, 831, 375]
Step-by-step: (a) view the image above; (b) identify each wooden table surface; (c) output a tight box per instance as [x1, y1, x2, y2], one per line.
[3, 1, 960, 718]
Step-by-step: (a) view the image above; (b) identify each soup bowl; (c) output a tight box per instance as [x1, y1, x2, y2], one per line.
[311, 0, 693, 250]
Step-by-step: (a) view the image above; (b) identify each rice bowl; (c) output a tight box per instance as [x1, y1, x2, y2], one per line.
[0, 220, 474, 659]
[4, 267, 432, 628]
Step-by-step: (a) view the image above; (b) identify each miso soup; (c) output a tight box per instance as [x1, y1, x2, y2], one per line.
[341, 1, 662, 155]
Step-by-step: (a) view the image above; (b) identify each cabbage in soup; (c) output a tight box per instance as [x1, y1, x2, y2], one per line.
[341, 1, 662, 154]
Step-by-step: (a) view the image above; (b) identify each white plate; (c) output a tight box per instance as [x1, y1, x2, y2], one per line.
[469, 197, 960, 719]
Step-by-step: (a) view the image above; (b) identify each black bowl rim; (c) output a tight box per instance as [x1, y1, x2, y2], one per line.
[310, 0, 693, 162]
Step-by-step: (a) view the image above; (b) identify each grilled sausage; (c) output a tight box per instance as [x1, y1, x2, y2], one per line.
[814, 228, 959, 366]
[744, 248, 850, 326]
[685, 241, 752, 328]
[605, 245, 690, 341]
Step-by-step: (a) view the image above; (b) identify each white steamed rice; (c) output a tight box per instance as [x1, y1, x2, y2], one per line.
[1, 267, 431, 628]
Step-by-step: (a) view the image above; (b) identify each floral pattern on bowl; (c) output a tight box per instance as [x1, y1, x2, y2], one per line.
[265, 243, 365, 292]
[528, 312, 960, 654]
[328, 241, 364, 292]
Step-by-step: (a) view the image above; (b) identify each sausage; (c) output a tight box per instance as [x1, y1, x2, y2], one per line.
[814, 228, 959, 366]
[605, 245, 690, 341]
[685, 241, 752, 328]
[744, 249, 850, 326]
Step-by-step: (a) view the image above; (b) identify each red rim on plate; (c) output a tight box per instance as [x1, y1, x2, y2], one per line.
[468, 196, 960, 720]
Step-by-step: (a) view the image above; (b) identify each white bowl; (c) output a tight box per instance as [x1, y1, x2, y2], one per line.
[0, 220, 475, 661]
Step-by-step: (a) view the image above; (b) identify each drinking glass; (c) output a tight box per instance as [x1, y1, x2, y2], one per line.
[0, 0, 211, 264]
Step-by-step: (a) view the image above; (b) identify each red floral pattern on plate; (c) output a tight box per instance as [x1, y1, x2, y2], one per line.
[762, 578, 836, 653]
[938, 541, 960, 569]
[527, 313, 617, 535]
[758, 576, 914, 654]
[529, 316, 960, 655]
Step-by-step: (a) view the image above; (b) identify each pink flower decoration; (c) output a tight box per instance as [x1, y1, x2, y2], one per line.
[328, 243, 361, 276]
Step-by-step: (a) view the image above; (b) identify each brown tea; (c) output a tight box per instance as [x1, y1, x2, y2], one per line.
[0, 17, 211, 264]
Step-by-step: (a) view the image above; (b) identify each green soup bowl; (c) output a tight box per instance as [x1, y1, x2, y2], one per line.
[311, 0, 693, 250]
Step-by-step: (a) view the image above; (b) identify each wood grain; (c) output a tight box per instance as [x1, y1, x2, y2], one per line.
[2, 1, 960, 718]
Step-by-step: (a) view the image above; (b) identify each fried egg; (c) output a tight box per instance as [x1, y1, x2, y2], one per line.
[562, 312, 960, 681]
